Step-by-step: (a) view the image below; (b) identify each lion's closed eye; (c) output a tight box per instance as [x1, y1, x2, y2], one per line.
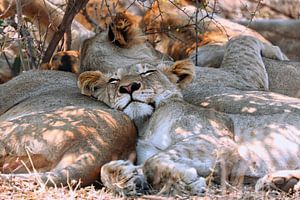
[140, 70, 157, 77]
[108, 78, 120, 84]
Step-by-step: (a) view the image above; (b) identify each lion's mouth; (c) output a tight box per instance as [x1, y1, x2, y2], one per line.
[122, 100, 155, 111]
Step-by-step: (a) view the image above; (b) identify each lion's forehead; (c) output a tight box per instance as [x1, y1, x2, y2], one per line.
[108, 63, 157, 79]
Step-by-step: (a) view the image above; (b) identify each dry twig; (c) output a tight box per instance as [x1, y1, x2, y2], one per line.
[15, 0, 26, 71]
[41, 0, 89, 64]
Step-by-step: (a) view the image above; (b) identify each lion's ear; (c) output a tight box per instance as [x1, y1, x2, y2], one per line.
[161, 60, 195, 89]
[77, 71, 107, 96]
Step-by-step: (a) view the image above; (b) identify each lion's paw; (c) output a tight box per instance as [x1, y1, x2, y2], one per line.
[144, 155, 207, 196]
[101, 160, 149, 196]
[255, 170, 300, 193]
[187, 177, 206, 195]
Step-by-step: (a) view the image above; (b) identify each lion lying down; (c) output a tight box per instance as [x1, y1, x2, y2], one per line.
[0, 70, 136, 187]
[78, 35, 300, 196]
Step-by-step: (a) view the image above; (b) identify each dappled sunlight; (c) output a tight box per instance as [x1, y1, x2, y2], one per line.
[76, 126, 97, 135]
[290, 104, 300, 109]
[200, 102, 210, 107]
[0, 121, 17, 134]
[42, 130, 74, 144]
[94, 110, 120, 129]
[226, 94, 245, 101]
[76, 153, 96, 166]
[241, 107, 257, 113]
[55, 153, 80, 170]
[0, 102, 137, 183]
[192, 123, 203, 134]
[197, 134, 220, 146]
[237, 123, 300, 174]
[198, 90, 300, 116]
[208, 118, 234, 138]
[1, 154, 52, 173]
[50, 106, 120, 129]
[196, 88, 300, 183]
[175, 127, 192, 135]
[0, 1, 299, 194]
[50, 121, 67, 127]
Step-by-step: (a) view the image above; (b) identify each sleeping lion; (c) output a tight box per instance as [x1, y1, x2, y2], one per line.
[78, 35, 300, 196]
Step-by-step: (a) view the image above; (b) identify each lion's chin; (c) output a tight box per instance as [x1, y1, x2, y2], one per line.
[123, 102, 154, 121]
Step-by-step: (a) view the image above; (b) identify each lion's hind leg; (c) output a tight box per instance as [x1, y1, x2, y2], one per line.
[0, 152, 103, 187]
[255, 169, 300, 193]
[221, 35, 269, 91]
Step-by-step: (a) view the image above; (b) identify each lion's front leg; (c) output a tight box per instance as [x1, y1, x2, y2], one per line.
[143, 151, 207, 196]
[255, 169, 300, 193]
[101, 160, 149, 196]
[142, 135, 240, 196]
[142, 137, 224, 196]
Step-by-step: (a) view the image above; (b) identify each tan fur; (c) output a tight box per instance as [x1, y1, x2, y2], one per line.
[79, 36, 300, 196]
[160, 59, 195, 89]
[74, 0, 143, 31]
[108, 12, 144, 48]
[41, 51, 80, 74]
[0, 67, 12, 84]
[256, 170, 300, 192]
[0, 0, 62, 41]
[0, 70, 136, 187]
[79, 12, 170, 73]
[143, 1, 269, 60]
[78, 70, 108, 96]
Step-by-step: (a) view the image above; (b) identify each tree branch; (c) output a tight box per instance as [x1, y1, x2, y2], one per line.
[41, 0, 89, 64]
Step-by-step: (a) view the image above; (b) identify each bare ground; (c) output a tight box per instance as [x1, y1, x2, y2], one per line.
[0, 176, 299, 200]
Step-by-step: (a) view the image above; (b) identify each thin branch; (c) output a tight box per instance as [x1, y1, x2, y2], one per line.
[156, 0, 164, 21]
[104, 0, 113, 17]
[248, 0, 296, 19]
[0, 0, 14, 19]
[15, 0, 26, 71]
[207, 0, 230, 40]
[64, 26, 72, 51]
[41, 0, 89, 64]
[22, 24, 38, 69]
[167, 0, 192, 18]
[195, 0, 200, 66]
[82, 6, 103, 31]
[2, 51, 12, 70]
[9, 16, 38, 70]
[125, 0, 137, 11]
[246, 0, 263, 28]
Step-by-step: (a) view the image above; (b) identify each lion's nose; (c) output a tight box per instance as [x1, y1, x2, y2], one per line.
[119, 82, 141, 94]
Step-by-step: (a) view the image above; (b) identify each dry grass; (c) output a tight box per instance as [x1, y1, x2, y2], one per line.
[0, 176, 299, 200]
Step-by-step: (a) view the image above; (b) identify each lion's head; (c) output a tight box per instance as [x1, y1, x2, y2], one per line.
[78, 60, 195, 121]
